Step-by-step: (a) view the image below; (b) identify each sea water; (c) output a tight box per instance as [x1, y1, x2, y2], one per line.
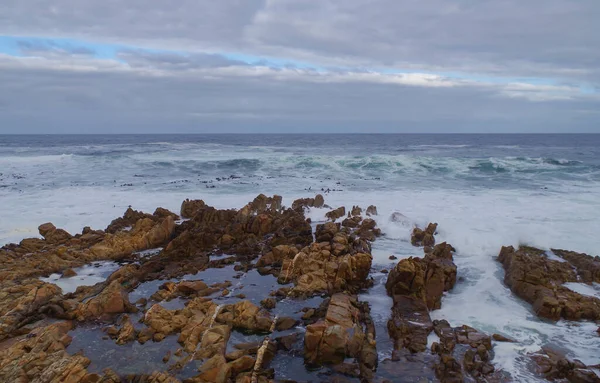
[1, 133, 599, 380]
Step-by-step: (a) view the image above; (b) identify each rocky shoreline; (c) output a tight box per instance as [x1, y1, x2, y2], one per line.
[0, 194, 598, 382]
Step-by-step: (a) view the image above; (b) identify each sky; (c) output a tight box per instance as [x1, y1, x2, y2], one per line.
[0, 0, 599, 133]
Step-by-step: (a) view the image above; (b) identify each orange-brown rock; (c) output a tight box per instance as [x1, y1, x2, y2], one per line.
[386, 243, 457, 310]
[278, 240, 373, 297]
[0, 321, 91, 382]
[531, 347, 600, 383]
[326, 206, 346, 221]
[304, 293, 376, 380]
[181, 199, 207, 218]
[292, 194, 325, 211]
[411, 223, 437, 247]
[498, 246, 600, 321]
[166, 195, 311, 258]
[551, 248, 600, 284]
[0, 280, 63, 340]
[75, 280, 136, 321]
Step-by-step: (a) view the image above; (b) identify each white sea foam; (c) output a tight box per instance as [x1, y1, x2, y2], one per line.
[563, 282, 600, 298]
[40, 261, 120, 293]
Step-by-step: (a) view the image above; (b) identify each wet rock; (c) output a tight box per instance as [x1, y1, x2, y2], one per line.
[62, 268, 77, 278]
[180, 199, 207, 218]
[326, 207, 346, 222]
[292, 194, 325, 211]
[116, 315, 137, 345]
[260, 298, 276, 310]
[389, 255, 397, 260]
[0, 280, 63, 340]
[366, 205, 378, 216]
[410, 223, 437, 247]
[386, 242, 457, 310]
[218, 300, 274, 333]
[492, 333, 516, 343]
[39, 222, 73, 244]
[166, 195, 311, 258]
[278, 239, 373, 297]
[0, 321, 91, 382]
[550, 248, 600, 283]
[498, 246, 600, 321]
[256, 245, 298, 268]
[304, 293, 376, 381]
[76, 280, 136, 321]
[531, 347, 600, 383]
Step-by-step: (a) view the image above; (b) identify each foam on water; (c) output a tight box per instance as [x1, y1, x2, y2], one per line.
[563, 282, 600, 299]
[40, 261, 121, 293]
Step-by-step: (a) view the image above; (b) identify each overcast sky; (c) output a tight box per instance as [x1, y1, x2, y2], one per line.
[1, 0, 599, 133]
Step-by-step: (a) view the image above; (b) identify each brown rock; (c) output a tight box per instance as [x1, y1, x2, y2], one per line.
[76, 280, 136, 320]
[62, 268, 77, 278]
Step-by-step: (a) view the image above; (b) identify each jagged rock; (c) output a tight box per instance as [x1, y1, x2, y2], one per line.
[218, 300, 274, 333]
[76, 280, 136, 321]
[116, 315, 137, 345]
[531, 347, 600, 383]
[411, 223, 437, 247]
[386, 243, 457, 310]
[181, 199, 207, 218]
[0, 321, 91, 382]
[292, 194, 325, 211]
[39, 222, 73, 244]
[304, 294, 376, 381]
[166, 195, 311, 258]
[366, 205, 378, 216]
[550, 249, 600, 283]
[278, 240, 373, 296]
[326, 207, 346, 221]
[256, 245, 298, 268]
[62, 268, 77, 278]
[260, 298, 276, 310]
[498, 246, 600, 321]
[0, 280, 63, 340]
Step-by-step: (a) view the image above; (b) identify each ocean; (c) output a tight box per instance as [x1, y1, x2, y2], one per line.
[1, 133, 599, 380]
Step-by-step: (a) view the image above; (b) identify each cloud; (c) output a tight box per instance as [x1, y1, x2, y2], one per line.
[0, 0, 599, 132]
[2, 0, 599, 84]
[0, 52, 598, 133]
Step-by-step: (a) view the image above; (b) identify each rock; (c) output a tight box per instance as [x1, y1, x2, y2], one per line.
[492, 333, 516, 343]
[278, 239, 373, 297]
[218, 300, 274, 333]
[292, 194, 325, 211]
[304, 293, 376, 380]
[366, 205, 378, 216]
[276, 317, 297, 331]
[531, 347, 600, 383]
[326, 207, 346, 222]
[62, 268, 77, 278]
[498, 246, 600, 321]
[550, 249, 600, 283]
[228, 355, 256, 375]
[386, 243, 457, 310]
[197, 354, 231, 383]
[39, 222, 72, 244]
[177, 280, 209, 294]
[411, 223, 437, 247]
[180, 199, 207, 218]
[0, 322, 91, 383]
[389, 255, 397, 260]
[0, 280, 64, 340]
[116, 316, 137, 345]
[260, 298, 276, 310]
[76, 280, 136, 321]
[256, 245, 298, 268]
